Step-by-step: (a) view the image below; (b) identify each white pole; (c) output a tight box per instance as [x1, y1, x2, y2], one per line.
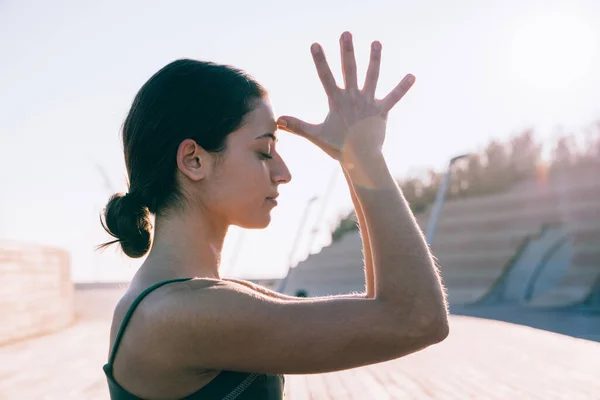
[425, 154, 470, 244]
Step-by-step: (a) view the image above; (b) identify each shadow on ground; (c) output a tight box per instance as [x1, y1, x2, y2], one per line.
[450, 304, 600, 343]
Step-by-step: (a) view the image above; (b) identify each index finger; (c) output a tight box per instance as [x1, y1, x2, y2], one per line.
[311, 43, 339, 98]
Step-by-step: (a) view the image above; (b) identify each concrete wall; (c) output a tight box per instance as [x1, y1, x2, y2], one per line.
[420, 169, 600, 304]
[0, 241, 74, 345]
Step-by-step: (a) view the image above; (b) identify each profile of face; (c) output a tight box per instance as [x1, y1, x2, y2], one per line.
[176, 98, 292, 229]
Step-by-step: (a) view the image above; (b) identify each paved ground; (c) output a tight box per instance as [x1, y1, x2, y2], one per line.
[1, 288, 600, 399]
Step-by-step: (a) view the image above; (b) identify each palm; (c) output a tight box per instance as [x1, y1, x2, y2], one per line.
[277, 32, 415, 161]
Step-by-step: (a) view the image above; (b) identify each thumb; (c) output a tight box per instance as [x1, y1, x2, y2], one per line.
[277, 116, 319, 138]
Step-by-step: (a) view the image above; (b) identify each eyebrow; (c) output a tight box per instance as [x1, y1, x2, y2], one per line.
[255, 133, 278, 142]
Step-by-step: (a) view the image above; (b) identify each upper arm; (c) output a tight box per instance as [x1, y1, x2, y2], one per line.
[222, 278, 367, 301]
[148, 281, 447, 375]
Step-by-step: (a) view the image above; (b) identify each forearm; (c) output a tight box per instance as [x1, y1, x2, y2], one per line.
[341, 166, 375, 298]
[224, 278, 365, 301]
[341, 146, 448, 322]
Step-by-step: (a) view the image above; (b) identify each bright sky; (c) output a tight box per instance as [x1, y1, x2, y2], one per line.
[1, 0, 599, 282]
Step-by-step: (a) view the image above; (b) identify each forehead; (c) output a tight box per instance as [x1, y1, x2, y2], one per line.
[241, 99, 278, 135]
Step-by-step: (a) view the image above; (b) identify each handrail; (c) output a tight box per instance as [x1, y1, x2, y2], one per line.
[523, 235, 571, 301]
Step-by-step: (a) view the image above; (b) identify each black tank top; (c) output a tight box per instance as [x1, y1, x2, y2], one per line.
[103, 278, 286, 399]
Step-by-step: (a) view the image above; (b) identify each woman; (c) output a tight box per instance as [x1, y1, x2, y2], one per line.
[101, 31, 449, 399]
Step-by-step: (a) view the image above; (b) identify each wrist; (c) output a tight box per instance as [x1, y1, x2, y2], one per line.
[340, 149, 395, 190]
[339, 143, 383, 169]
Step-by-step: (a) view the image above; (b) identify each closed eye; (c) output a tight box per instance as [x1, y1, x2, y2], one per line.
[260, 152, 273, 160]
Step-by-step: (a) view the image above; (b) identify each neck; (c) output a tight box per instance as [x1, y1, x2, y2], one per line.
[144, 208, 229, 280]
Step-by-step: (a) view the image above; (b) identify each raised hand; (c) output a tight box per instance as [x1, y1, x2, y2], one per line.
[277, 31, 415, 161]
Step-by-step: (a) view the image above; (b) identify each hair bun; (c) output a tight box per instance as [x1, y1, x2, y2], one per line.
[99, 192, 152, 258]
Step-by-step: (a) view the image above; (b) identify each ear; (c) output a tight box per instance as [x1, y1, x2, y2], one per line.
[176, 139, 212, 181]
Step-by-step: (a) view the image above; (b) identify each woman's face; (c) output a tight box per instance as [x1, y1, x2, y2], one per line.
[201, 98, 292, 229]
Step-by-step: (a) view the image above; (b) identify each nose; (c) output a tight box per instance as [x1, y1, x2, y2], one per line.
[272, 153, 292, 184]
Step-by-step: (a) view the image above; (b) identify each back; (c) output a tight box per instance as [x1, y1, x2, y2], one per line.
[104, 278, 285, 399]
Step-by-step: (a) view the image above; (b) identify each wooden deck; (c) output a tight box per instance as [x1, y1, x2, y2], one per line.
[1, 288, 599, 399]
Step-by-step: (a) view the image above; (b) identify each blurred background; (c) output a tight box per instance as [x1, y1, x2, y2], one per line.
[1, 0, 599, 398]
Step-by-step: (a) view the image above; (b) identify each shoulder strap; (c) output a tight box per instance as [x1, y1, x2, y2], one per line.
[108, 277, 193, 366]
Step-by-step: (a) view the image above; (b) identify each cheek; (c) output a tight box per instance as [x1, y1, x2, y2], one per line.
[207, 160, 273, 227]
[234, 163, 270, 201]
[211, 157, 269, 207]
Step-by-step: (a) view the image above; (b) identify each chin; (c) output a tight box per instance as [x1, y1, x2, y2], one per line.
[236, 215, 272, 230]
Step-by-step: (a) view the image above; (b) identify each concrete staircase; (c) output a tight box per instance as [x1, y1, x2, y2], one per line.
[281, 170, 600, 308]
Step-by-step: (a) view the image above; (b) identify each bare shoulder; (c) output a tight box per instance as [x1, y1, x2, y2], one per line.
[107, 279, 227, 398]
[108, 278, 219, 350]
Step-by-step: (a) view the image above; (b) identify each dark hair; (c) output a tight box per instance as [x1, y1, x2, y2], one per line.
[99, 59, 267, 258]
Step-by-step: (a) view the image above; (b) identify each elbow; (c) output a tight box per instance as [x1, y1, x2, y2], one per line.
[380, 299, 450, 350]
[385, 311, 449, 359]
[407, 307, 450, 345]
[427, 318, 450, 343]
[420, 310, 450, 344]
[415, 293, 450, 344]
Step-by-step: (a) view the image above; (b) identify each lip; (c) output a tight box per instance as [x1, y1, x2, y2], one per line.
[266, 198, 278, 206]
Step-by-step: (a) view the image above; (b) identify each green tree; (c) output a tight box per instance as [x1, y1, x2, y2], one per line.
[578, 122, 600, 166]
[550, 135, 575, 172]
[400, 177, 428, 213]
[330, 210, 359, 242]
[508, 129, 542, 182]
[463, 154, 485, 196]
[483, 140, 511, 192]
